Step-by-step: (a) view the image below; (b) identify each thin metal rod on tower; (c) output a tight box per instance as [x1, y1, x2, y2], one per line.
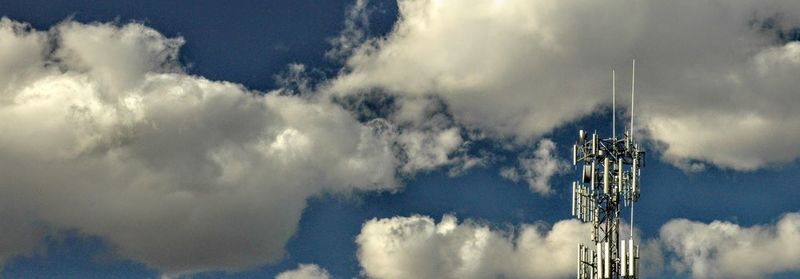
[630, 60, 635, 141]
[630, 59, 636, 241]
[612, 70, 616, 138]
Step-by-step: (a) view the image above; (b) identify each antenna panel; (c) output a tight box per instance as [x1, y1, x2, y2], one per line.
[604, 241, 610, 279]
[617, 158, 624, 194]
[590, 161, 596, 191]
[621, 241, 627, 276]
[628, 239, 636, 277]
[573, 144, 578, 165]
[596, 243, 603, 279]
[632, 158, 638, 197]
[603, 157, 610, 194]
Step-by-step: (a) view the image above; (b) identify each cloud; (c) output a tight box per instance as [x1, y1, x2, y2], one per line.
[332, 92, 473, 175]
[356, 215, 590, 279]
[326, 0, 370, 62]
[500, 138, 569, 194]
[390, 96, 467, 173]
[356, 212, 800, 279]
[661, 212, 800, 279]
[0, 18, 399, 275]
[328, 0, 608, 141]
[326, 0, 800, 170]
[276, 264, 331, 279]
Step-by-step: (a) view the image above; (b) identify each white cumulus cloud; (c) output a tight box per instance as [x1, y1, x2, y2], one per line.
[327, 0, 800, 170]
[356, 215, 590, 279]
[276, 264, 331, 279]
[661, 212, 800, 279]
[355, 212, 800, 279]
[0, 18, 399, 275]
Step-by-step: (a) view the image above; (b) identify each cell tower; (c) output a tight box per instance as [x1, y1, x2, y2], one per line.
[570, 60, 645, 279]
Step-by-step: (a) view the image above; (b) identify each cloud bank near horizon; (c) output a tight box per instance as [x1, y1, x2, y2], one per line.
[351, 212, 799, 279]
[661, 212, 800, 279]
[356, 215, 590, 279]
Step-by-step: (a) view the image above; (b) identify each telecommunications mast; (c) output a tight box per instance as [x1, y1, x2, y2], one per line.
[571, 60, 644, 279]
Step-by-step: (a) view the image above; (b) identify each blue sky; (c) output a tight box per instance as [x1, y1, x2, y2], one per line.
[0, 0, 799, 278]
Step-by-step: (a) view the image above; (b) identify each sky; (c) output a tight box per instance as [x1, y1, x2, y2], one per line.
[0, 0, 799, 278]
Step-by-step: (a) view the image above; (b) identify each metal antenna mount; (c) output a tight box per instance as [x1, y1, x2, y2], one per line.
[571, 61, 644, 279]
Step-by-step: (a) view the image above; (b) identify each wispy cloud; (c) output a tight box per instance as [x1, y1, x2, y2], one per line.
[500, 138, 569, 194]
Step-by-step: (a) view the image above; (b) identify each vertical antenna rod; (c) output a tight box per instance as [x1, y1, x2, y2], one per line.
[612, 70, 616, 138]
[630, 60, 635, 141]
[630, 60, 635, 239]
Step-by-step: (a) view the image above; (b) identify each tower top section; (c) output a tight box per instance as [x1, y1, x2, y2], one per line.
[571, 61, 644, 279]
